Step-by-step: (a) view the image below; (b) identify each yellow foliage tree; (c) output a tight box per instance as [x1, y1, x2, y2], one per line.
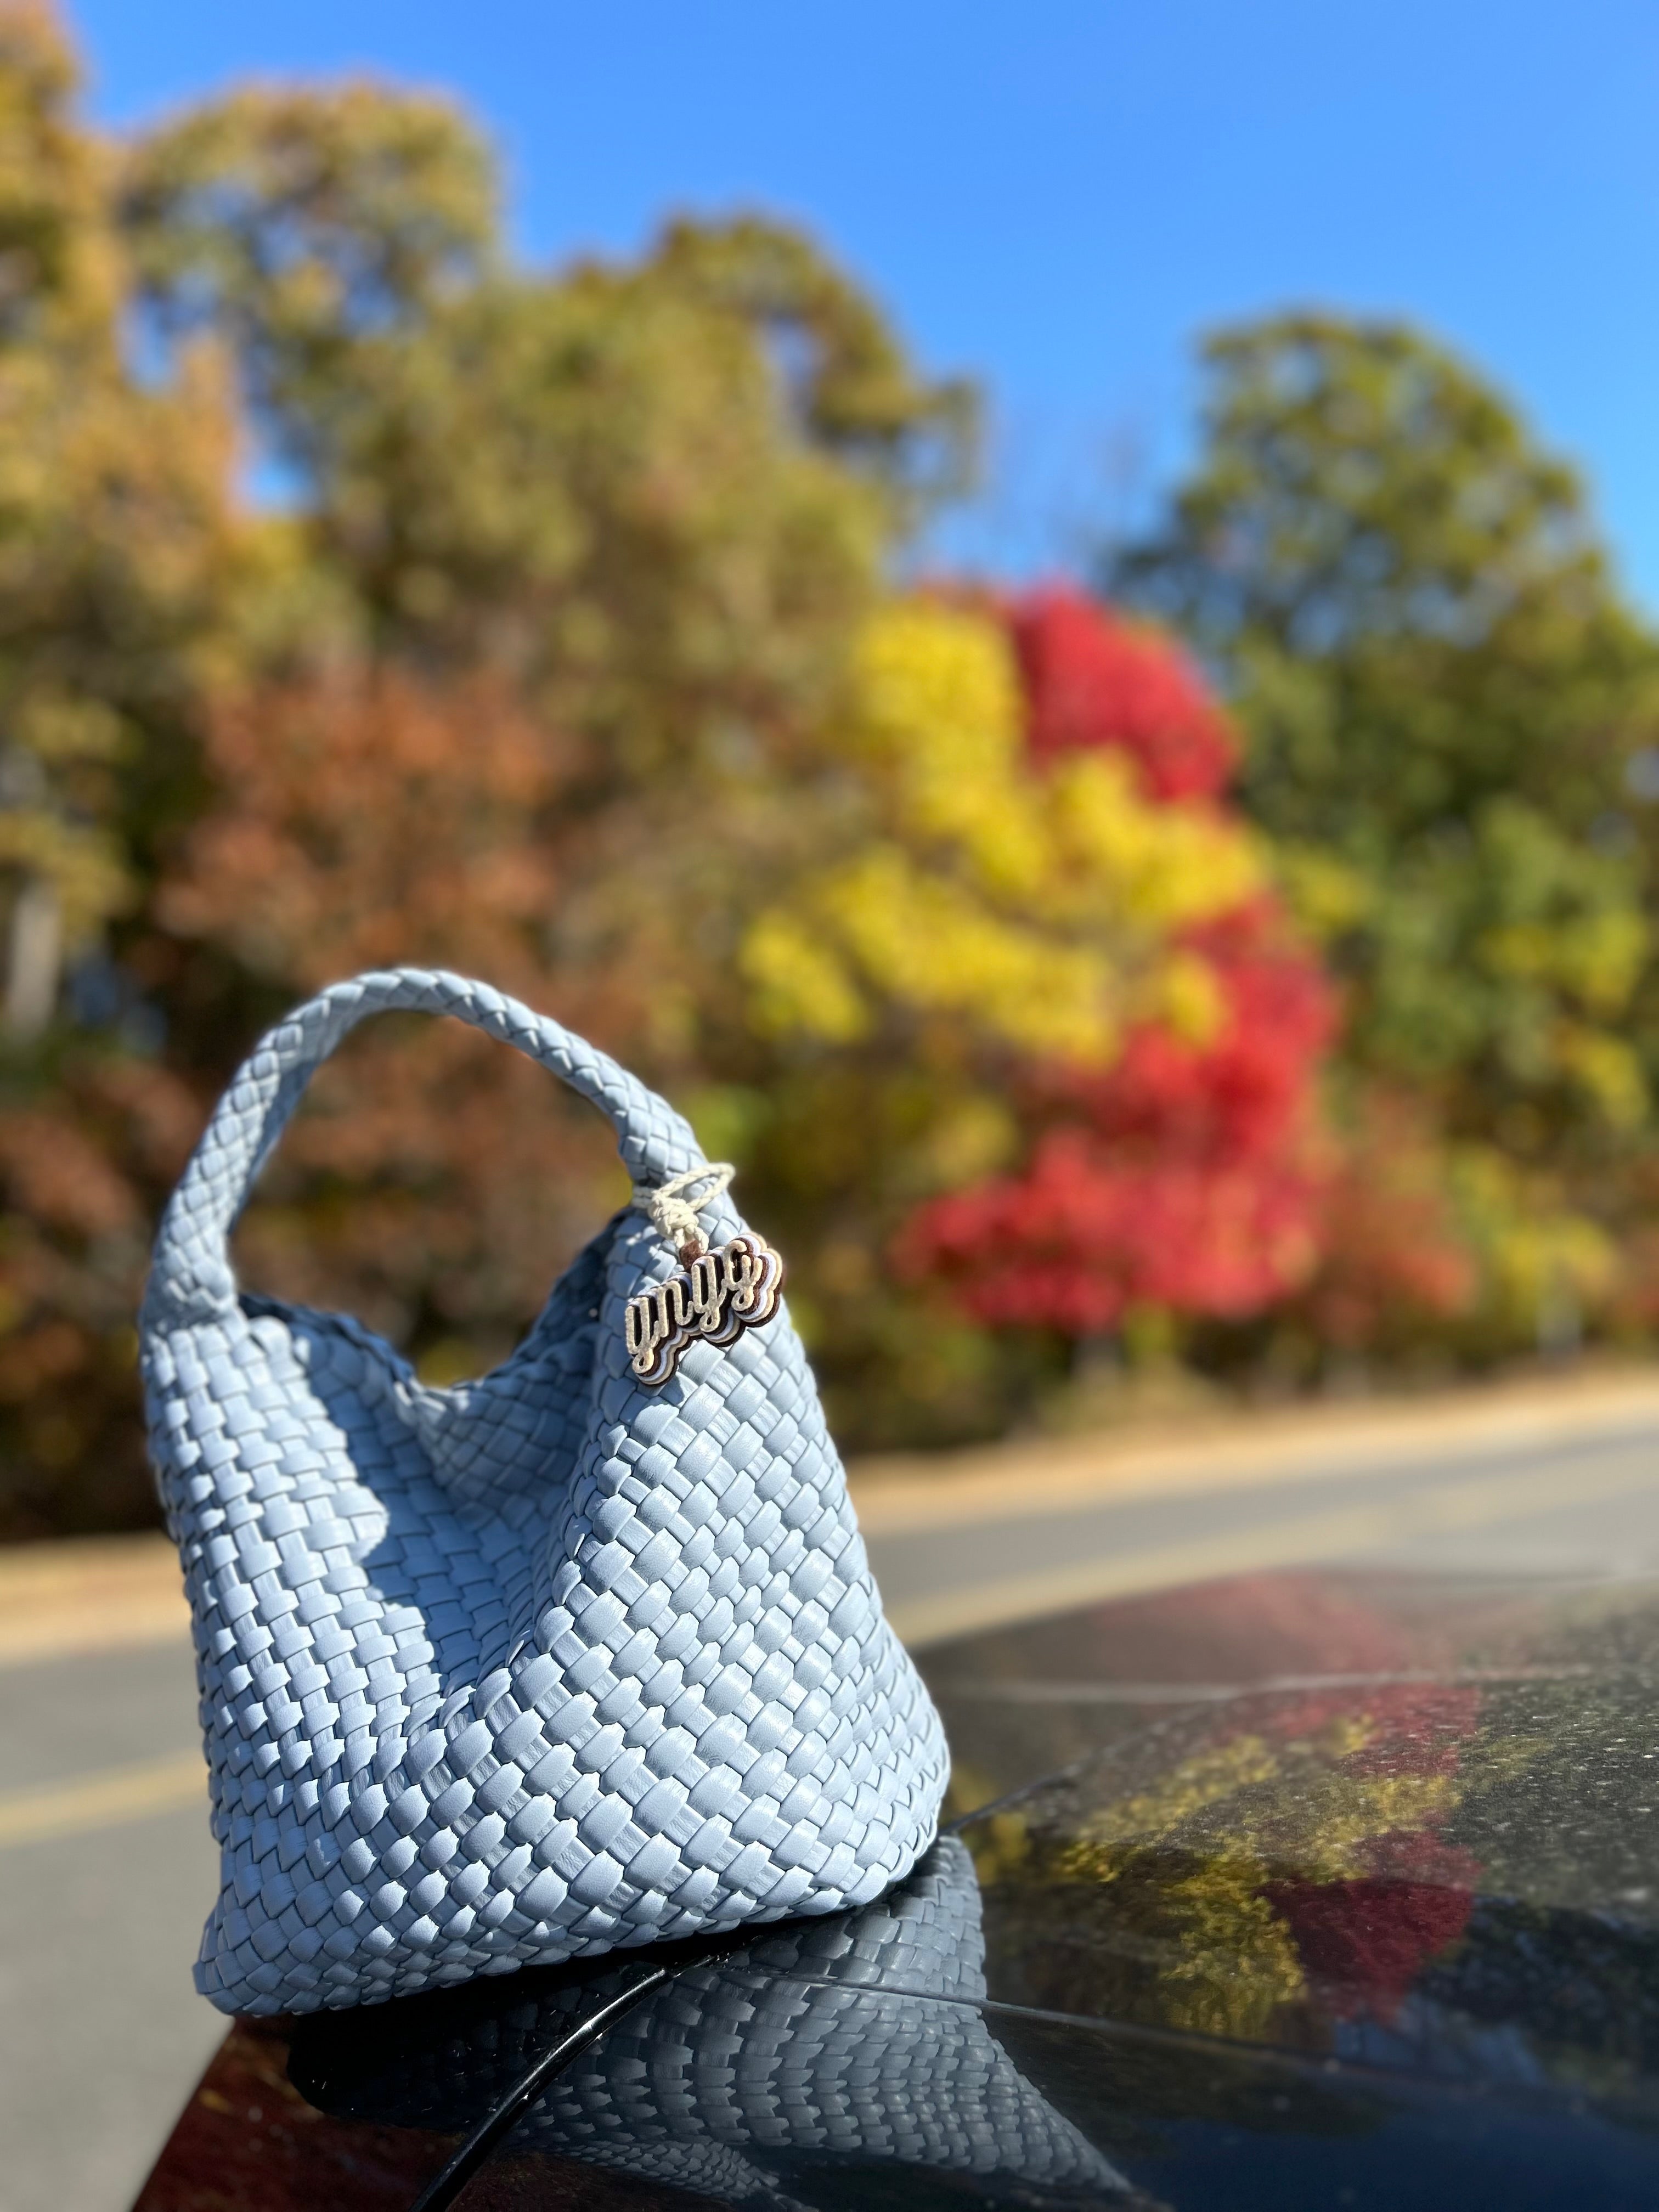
[742, 601, 1259, 1062]
[710, 599, 1268, 1446]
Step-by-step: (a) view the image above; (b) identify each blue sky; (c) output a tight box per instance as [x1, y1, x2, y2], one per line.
[71, 1, 1659, 602]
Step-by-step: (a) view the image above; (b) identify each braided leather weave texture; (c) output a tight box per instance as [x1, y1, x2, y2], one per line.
[140, 970, 949, 2015]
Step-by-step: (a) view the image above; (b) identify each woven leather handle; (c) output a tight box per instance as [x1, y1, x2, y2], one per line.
[145, 968, 704, 1324]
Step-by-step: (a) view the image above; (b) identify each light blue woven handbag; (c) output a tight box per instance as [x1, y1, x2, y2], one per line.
[141, 968, 948, 2015]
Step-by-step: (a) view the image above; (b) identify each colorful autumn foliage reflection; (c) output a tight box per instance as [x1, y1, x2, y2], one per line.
[1063, 1682, 1483, 2039]
[970, 1577, 1492, 2045]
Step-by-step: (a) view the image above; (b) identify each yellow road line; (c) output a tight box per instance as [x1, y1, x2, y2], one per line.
[0, 1751, 204, 1851]
[890, 1441, 1659, 1650]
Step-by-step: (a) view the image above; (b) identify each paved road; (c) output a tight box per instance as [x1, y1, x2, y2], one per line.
[5, 1396, 1659, 2211]
[0, 1640, 219, 2212]
[874, 1406, 1659, 1646]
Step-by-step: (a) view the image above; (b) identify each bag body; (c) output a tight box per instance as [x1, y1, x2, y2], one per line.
[141, 969, 947, 2015]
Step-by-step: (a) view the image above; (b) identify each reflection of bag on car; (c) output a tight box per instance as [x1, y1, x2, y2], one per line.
[294, 1836, 1136, 2205]
[143, 969, 947, 2016]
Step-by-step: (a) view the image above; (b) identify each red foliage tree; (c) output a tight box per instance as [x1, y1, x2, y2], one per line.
[902, 588, 1338, 1337]
[1292, 1093, 1476, 1350]
[1011, 585, 1238, 801]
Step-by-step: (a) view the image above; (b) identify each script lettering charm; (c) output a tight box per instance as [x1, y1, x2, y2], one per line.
[623, 1231, 785, 1386]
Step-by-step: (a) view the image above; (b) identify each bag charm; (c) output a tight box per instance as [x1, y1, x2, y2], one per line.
[624, 1165, 784, 1386]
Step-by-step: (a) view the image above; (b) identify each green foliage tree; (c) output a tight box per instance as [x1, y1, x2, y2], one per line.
[1113, 315, 1659, 1341]
[122, 98, 968, 704]
[121, 84, 977, 1058]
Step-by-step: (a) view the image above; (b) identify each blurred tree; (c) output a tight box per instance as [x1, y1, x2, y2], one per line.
[122, 87, 976, 1059]
[740, 599, 1257, 1064]
[0, 2, 252, 1533]
[1011, 583, 1241, 799]
[719, 592, 1269, 1443]
[0, 44, 994, 1530]
[1113, 315, 1659, 1143]
[122, 98, 968, 727]
[903, 902, 1338, 1345]
[898, 592, 1342, 1370]
[0, 10, 988, 1528]
[1112, 314, 1659, 1350]
[151, 670, 620, 1372]
[18, 25, 1643, 1531]
[0, 4, 241, 1009]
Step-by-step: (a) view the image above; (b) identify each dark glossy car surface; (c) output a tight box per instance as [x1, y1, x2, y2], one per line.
[134, 1566, 1659, 2210]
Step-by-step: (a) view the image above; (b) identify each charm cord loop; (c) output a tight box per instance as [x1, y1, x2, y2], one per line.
[632, 1161, 735, 1260]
